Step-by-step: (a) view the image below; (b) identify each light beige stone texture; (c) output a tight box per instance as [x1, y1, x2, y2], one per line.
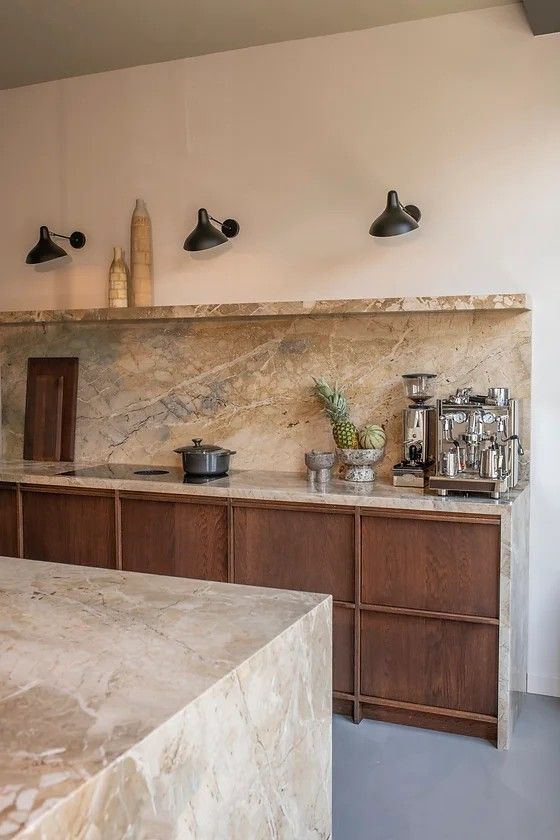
[0, 309, 531, 479]
[0, 293, 531, 326]
[0, 558, 332, 839]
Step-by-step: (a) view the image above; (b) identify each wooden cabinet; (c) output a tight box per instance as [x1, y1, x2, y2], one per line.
[120, 494, 228, 581]
[22, 487, 116, 568]
[333, 606, 355, 695]
[361, 512, 500, 618]
[0, 484, 18, 557]
[13, 480, 504, 743]
[233, 503, 355, 696]
[358, 510, 501, 740]
[360, 611, 498, 716]
[233, 504, 355, 601]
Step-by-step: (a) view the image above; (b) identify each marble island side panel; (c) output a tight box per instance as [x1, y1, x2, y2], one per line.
[0, 559, 332, 839]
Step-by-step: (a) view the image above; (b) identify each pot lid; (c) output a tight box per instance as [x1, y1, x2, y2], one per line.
[174, 438, 232, 455]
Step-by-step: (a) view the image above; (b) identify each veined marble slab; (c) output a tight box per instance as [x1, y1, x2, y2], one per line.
[0, 308, 531, 478]
[0, 461, 529, 516]
[0, 293, 531, 325]
[0, 559, 332, 839]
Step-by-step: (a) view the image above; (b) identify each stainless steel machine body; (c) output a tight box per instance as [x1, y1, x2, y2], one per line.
[392, 374, 437, 488]
[428, 387, 523, 499]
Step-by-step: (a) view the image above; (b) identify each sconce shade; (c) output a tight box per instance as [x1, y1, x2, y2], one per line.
[369, 190, 421, 237]
[183, 208, 240, 252]
[26, 226, 67, 264]
[26, 226, 86, 264]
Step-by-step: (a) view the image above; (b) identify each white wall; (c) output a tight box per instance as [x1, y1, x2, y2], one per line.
[0, 4, 559, 694]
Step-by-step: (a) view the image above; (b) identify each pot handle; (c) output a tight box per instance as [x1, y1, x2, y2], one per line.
[228, 450, 237, 455]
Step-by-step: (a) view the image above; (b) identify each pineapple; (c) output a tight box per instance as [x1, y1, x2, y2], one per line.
[312, 378, 359, 449]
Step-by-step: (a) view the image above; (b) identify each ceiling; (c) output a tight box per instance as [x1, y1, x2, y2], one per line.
[0, 0, 517, 90]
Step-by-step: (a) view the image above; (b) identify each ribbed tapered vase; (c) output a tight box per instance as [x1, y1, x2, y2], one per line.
[130, 198, 153, 307]
[108, 246, 130, 308]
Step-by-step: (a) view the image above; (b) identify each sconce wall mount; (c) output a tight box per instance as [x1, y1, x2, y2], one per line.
[26, 225, 86, 264]
[184, 208, 240, 252]
[369, 190, 421, 238]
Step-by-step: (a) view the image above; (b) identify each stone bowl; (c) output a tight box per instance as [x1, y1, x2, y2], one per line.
[336, 447, 385, 482]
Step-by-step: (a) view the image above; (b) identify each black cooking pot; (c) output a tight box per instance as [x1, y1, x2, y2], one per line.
[174, 438, 236, 476]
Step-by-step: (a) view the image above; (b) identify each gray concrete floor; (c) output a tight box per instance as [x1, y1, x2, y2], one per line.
[333, 694, 560, 840]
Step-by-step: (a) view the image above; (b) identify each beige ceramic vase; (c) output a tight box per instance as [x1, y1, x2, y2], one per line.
[130, 198, 153, 307]
[108, 246, 129, 308]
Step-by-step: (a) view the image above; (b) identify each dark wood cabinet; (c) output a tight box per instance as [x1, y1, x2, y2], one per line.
[333, 605, 355, 695]
[360, 611, 498, 717]
[120, 494, 228, 581]
[233, 504, 355, 601]
[13, 480, 504, 743]
[22, 487, 116, 569]
[0, 484, 18, 557]
[361, 512, 500, 618]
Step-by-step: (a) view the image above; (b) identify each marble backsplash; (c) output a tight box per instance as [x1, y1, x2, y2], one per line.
[0, 309, 531, 479]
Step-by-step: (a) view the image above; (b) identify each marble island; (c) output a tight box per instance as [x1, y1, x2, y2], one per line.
[0, 558, 332, 839]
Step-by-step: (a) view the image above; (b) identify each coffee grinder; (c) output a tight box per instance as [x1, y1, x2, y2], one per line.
[392, 373, 437, 488]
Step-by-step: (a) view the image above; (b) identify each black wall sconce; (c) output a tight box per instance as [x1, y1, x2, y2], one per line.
[369, 190, 421, 237]
[183, 208, 240, 252]
[26, 225, 86, 264]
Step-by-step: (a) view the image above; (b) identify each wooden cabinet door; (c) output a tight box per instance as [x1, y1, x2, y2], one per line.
[361, 513, 500, 618]
[361, 611, 498, 716]
[0, 484, 18, 557]
[22, 488, 116, 568]
[120, 495, 228, 582]
[334, 606, 354, 695]
[233, 504, 354, 601]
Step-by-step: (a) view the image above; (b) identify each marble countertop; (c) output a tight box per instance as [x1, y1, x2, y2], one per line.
[0, 558, 329, 838]
[0, 460, 529, 515]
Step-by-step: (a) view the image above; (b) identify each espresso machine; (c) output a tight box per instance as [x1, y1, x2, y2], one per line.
[392, 374, 437, 488]
[428, 386, 524, 499]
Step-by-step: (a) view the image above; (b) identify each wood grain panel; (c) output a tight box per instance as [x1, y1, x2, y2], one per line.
[22, 488, 116, 568]
[361, 514, 500, 618]
[360, 611, 498, 716]
[24, 357, 78, 461]
[334, 606, 354, 695]
[360, 700, 497, 743]
[233, 505, 354, 601]
[120, 496, 228, 581]
[0, 485, 18, 557]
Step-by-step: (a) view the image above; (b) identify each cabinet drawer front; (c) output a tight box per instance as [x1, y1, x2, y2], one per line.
[233, 505, 354, 601]
[334, 606, 354, 695]
[361, 515, 500, 618]
[22, 489, 116, 569]
[0, 486, 18, 557]
[361, 611, 498, 716]
[121, 498, 228, 582]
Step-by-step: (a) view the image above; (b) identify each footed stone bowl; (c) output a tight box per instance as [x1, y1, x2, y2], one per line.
[336, 447, 385, 482]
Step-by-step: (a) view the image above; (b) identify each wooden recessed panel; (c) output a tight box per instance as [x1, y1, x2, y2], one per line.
[361, 514, 500, 618]
[0, 485, 18, 557]
[120, 497, 228, 582]
[22, 488, 116, 568]
[334, 606, 354, 695]
[360, 611, 498, 716]
[233, 505, 354, 601]
[24, 357, 79, 461]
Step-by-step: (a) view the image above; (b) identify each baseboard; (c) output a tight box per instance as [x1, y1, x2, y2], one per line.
[527, 673, 560, 697]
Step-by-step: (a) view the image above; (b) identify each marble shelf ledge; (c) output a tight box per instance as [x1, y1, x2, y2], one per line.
[0, 293, 530, 326]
